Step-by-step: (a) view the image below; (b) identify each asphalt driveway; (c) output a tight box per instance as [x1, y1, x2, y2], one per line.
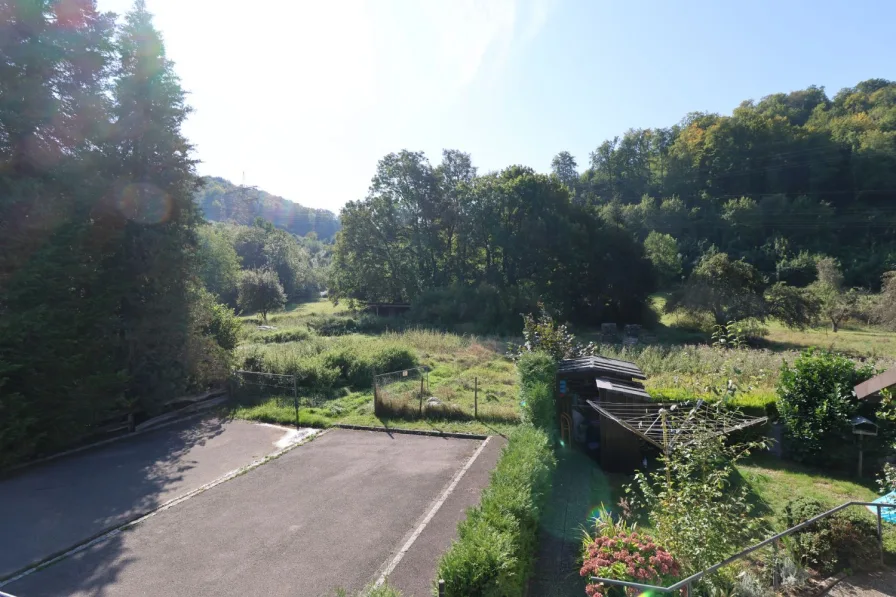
[4, 429, 482, 597]
[0, 416, 289, 580]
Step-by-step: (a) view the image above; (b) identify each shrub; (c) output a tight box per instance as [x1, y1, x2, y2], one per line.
[777, 349, 879, 467]
[580, 510, 681, 596]
[517, 352, 557, 433]
[783, 496, 879, 573]
[437, 426, 555, 596]
[258, 328, 311, 344]
[628, 433, 767, 583]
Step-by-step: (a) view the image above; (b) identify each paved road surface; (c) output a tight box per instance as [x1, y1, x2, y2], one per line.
[5, 429, 481, 597]
[0, 417, 287, 579]
[387, 436, 505, 596]
[827, 569, 896, 596]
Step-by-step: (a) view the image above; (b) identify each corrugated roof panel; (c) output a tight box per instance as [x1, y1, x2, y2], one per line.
[557, 356, 646, 380]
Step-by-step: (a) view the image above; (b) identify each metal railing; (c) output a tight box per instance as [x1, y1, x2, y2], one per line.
[590, 500, 896, 594]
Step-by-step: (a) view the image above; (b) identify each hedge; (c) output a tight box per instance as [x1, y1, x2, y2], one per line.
[517, 351, 557, 434]
[436, 425, 556, 596]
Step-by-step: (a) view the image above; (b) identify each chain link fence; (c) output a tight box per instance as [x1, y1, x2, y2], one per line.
[229, 370, 328, 427]
[373, 367, 518, 422]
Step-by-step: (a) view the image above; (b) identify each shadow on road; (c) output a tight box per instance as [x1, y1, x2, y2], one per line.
[1, 416, 235, 594]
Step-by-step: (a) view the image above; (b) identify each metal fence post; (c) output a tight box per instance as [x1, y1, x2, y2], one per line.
[878, 504, 884, 566]
[772, 540, 779, 592]
[438, 579, 445, 597]
[293, 374, 299, 429]
[419, 375, 424, 417]
[474, 377, 478, 418]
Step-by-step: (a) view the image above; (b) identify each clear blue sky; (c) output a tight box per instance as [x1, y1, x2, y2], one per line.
[98, 0, 896, 213]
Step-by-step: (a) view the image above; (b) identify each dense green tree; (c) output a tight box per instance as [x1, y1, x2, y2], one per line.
[764, 282, 819, 330]
[550, 151, 579, 192]
[644, 231, 682, 286]
[333, 155, 653, 325]
[666, 250, 766, 324]
[197, 224, 242, 305]
[238, 269, 286, 322]
[0, 0, 234, 466]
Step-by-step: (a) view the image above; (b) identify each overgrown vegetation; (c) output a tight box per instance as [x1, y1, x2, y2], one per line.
[777, 349, 894, 468]
[626, 433, 768, 591]
[437, 426, 555, 596]
[227, 301, 521, 436]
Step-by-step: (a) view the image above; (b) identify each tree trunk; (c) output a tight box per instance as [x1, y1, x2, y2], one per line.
[831, 318, 838, 333]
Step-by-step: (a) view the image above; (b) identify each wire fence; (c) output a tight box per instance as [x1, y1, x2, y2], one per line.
[229, 370, 328, 428]
[373, 367, 518, 423]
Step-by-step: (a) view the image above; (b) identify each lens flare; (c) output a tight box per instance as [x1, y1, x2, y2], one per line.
[117, 183, 172, 224]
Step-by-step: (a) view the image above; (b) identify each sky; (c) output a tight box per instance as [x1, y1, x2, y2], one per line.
[97, 0, 896, 214]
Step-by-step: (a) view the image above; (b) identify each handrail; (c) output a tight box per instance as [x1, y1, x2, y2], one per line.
[590, 500, 896, 594]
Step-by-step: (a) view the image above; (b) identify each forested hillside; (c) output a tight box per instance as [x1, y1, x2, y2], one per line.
[195, 176, 340, 240]
[562, 80, 896, 288]
[332, 80, 896, 333]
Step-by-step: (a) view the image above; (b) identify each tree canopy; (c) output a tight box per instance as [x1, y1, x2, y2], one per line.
[558, 79, 896, 289]
[331, 151, 654, 326]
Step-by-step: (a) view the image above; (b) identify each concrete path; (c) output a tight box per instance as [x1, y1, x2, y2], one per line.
[5, 429, 482, 597]
[827, 569, 896, 596]
[386, 435, 506, 596]
[0, 417, 287, 580]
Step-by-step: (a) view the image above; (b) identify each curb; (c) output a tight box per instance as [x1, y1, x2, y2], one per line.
[332, 423, 489, 440]
[0, 428, 326, 587]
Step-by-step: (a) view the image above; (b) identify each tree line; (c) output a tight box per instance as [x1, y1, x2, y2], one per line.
[0, 0, 236, 466]
[330, 151, 654, 330]
[333, 80, 896, 333]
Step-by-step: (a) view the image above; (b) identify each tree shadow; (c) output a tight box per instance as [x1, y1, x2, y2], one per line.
[0, 415, 241, 596]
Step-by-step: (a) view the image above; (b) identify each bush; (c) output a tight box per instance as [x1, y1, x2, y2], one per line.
[777, 349, 881, 467]
[783, 497, 879, 573]
[517, 352, 557, 433]
[628, 433, 767, 583]
[437, 426, 555, 596]
[257, 328, 311, 344]
[236, 339, 417, 393]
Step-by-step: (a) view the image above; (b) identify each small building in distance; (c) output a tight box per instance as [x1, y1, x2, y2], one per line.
[556, 356, 649, 473]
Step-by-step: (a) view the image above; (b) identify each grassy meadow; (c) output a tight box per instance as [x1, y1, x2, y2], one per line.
[228, 296, 895, 436]
[228, 299, 520, 436]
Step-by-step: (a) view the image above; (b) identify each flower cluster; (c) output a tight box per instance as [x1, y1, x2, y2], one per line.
[580, 530, 681, 597]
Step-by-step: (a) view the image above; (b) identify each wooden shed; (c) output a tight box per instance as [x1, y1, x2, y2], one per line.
[556, 356, 650, 473]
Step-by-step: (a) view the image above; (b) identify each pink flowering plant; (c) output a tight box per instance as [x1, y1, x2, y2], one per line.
[580, 510, 681, 597]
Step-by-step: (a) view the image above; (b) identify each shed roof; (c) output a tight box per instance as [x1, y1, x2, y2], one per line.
[595, 379, 652, 400]
[855, 366, 896, 400]
[557, 356, 646, 380]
